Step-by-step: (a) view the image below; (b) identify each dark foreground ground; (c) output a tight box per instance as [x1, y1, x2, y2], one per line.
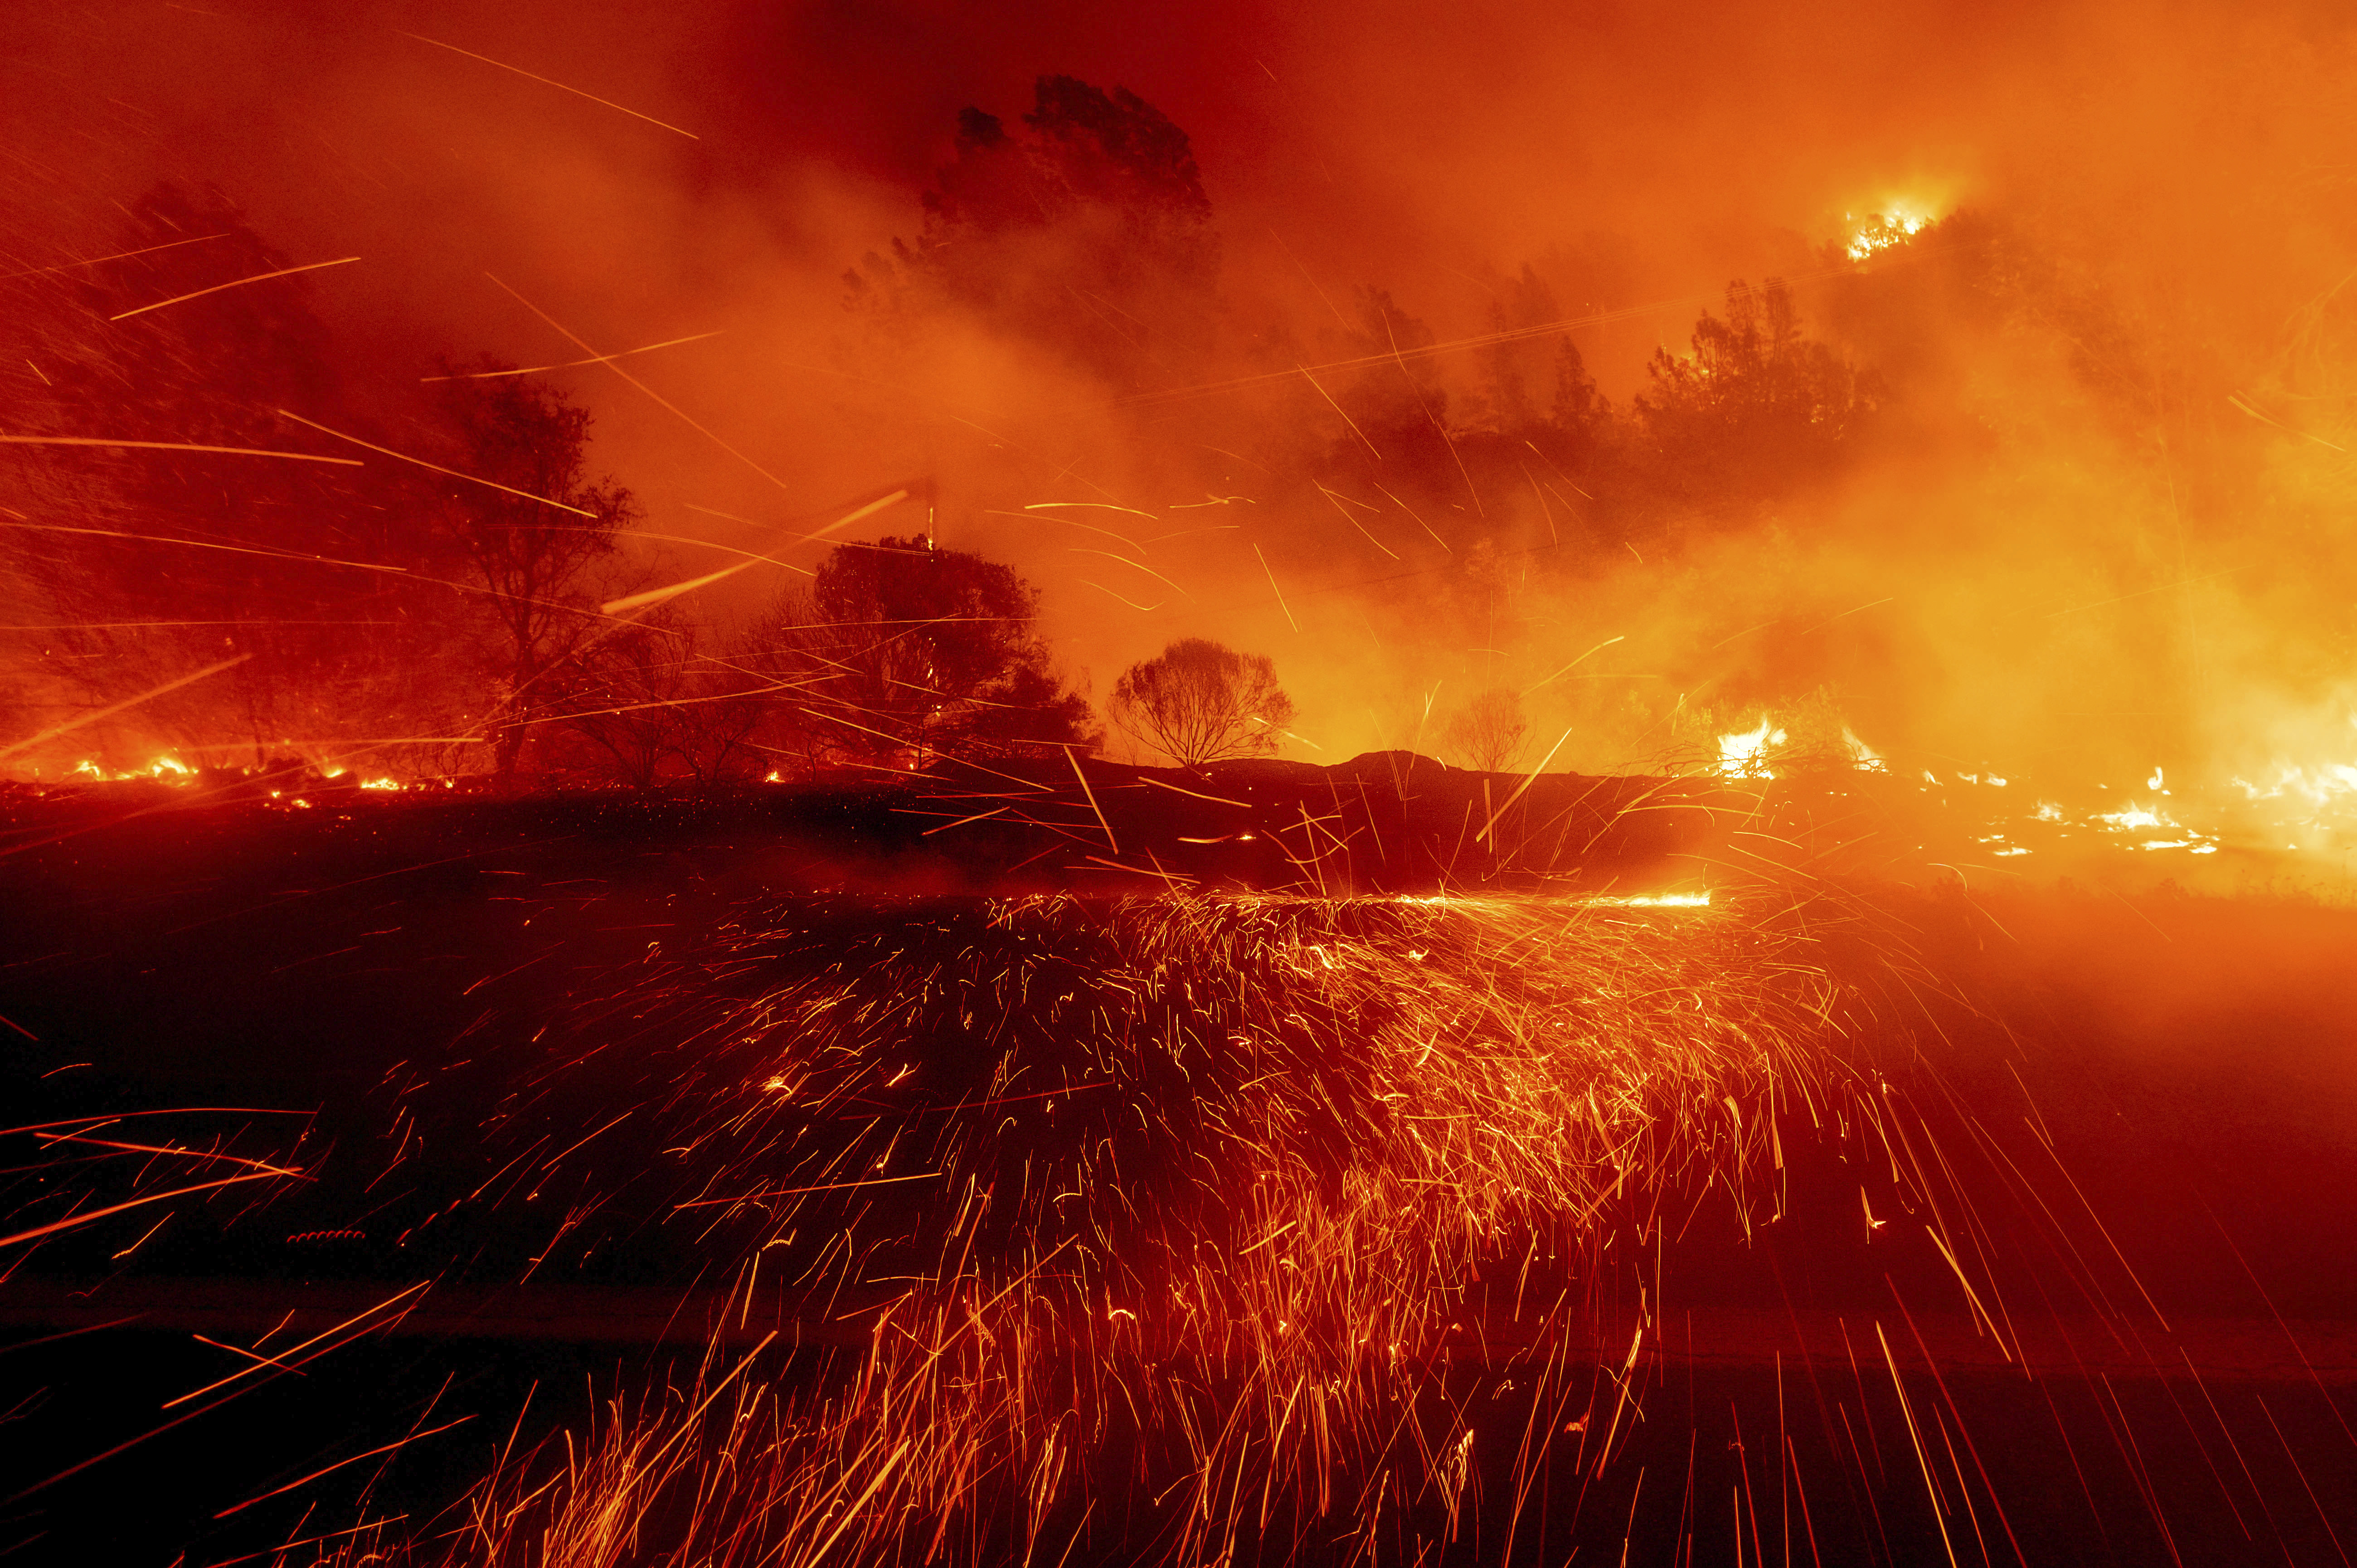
[1, 770, 2354, 1566]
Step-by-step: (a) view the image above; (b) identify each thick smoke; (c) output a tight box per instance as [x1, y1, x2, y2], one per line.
[4, 0, 2355, 800]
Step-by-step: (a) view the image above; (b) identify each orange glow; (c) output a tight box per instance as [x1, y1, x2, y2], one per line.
[1844, 204, 1935, 259]
[68, 755, 196, 782]
[1584, 891, 1712, 908]
[11, 10, 2357, 1562]
[1716, 717, 1787, 778]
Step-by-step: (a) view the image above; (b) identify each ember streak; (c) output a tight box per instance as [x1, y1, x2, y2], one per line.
[4, 0, 2357, 1563]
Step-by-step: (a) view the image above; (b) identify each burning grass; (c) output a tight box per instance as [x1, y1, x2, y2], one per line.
[10, 849, 2354, 1567]
[332, 888, 1903, 1568]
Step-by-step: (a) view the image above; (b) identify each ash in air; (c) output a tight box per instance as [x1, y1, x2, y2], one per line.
[4, 0, 2357, 867]
[5, 5, 2357, 1567]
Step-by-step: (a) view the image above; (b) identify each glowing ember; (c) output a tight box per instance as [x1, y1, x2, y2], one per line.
[6, 11, 2357, 1563]
[67, 755, 196, 782]
[1585, 890, 1712, 907]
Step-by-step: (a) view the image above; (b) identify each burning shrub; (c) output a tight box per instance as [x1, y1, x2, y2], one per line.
[408, 889, 1868, 1568]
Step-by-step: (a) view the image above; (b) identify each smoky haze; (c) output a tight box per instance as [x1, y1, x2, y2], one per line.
[4, 0, 2355, 801]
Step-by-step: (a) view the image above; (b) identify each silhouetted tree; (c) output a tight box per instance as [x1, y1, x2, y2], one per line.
[430, 362, 641, 786]
[546, 612, 764, 787]
[1636, 279, 1876, 510]
[1340, 288, 1449, 445]
[847, 77, 1219, 390]
[1478, 265, 1562, 431]
[1549, 339, 1610, 460]
[1440, 687, 1529, 773]
[0, 182, 458, 770]
[749, 536, 1094, 771]
[1110, 638, 1293, 766]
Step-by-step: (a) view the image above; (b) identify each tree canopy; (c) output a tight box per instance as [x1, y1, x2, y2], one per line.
[846, 76, 1220, 391]
[751, 536, 1095, 770]
[1635, 278, 1879, 511]
[429, 361, 642, 785]
[1440, 688, 1530, 774]
[1110, 638, 1293, 767]
[0, 183, 452, 770]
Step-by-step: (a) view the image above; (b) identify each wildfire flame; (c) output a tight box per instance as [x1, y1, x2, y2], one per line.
[1711, 712, 1885, 779]
[1846, 204, 1934, 259]
[1716, 717, 1787, 778]
[69, 754, 195, 782]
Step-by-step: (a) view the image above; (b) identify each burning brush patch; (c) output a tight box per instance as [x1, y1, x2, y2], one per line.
[365, 890, 1883, 1568]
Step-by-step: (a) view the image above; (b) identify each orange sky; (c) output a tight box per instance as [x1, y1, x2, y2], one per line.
[6, 0, 2357, 780]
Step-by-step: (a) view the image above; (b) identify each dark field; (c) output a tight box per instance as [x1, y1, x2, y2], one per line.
[3, 774, 2355, 1567]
